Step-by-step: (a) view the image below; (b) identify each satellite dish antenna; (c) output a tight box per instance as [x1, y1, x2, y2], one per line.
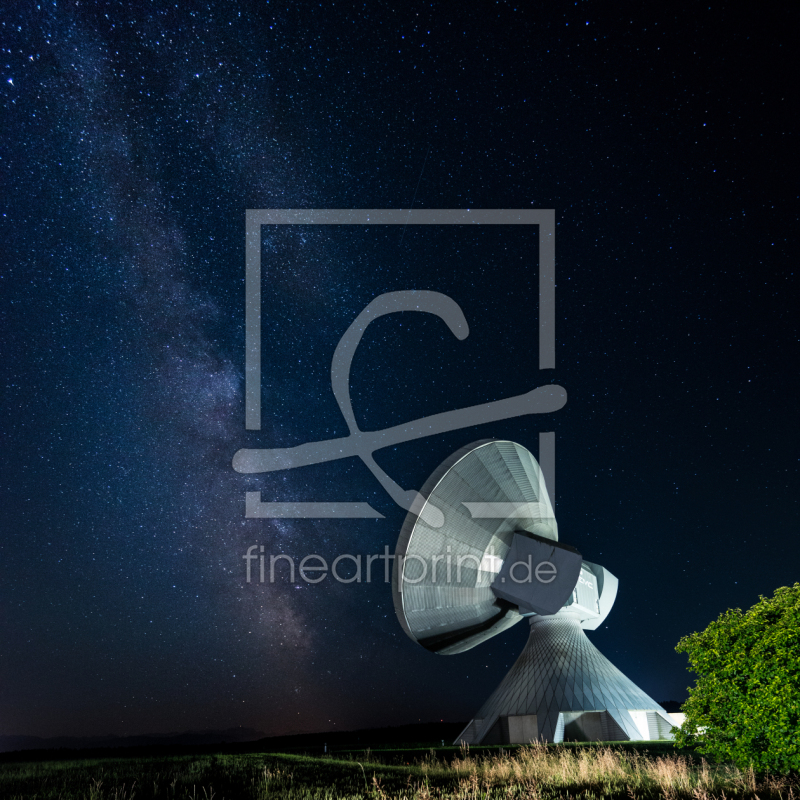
[392, 439, 678, 744]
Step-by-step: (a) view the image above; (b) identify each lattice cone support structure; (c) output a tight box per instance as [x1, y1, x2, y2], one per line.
[456, 612, 677, 744]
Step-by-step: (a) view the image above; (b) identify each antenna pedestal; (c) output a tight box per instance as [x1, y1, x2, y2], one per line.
[455, 612, 676, 744]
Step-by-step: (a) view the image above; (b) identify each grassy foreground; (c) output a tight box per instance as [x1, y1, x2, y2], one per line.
[1, 742, 798, 799]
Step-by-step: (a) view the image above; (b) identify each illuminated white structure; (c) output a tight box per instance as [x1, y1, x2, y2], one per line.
[392, 439, 677, 743]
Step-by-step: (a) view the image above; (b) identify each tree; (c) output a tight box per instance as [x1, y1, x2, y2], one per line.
[674, 583, 800, 772]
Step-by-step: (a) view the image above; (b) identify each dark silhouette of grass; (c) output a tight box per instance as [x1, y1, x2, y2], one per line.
[1, 742, 797, 798]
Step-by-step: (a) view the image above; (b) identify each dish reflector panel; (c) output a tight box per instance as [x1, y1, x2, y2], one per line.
[392, 439, 558, 654]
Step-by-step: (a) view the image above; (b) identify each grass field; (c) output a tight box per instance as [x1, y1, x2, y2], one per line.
[1, 742, 797, 799]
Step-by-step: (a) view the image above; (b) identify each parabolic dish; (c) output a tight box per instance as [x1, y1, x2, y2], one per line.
[392, 439, 558, 655]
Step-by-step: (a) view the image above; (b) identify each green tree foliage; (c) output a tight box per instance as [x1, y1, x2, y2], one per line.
[675, 583, 800, 772]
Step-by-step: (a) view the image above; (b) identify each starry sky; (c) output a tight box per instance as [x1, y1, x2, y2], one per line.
[1, 1, 797, 739]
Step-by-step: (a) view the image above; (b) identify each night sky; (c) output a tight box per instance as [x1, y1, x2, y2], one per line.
[1, 2, 797, 740]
